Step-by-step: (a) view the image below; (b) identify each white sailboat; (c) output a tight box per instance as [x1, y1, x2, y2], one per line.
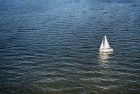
[99, 35, 113, 53]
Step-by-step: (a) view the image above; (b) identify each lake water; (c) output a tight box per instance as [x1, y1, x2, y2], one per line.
[0, 0, 140, 94]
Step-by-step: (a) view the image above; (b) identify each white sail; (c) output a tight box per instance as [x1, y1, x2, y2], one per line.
[104, 35, 110, 49]
[99, 41, 104, 49]
[99, 35, 113, 53]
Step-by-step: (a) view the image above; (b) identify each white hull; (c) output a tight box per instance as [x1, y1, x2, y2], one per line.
[99, 48, 113, 53]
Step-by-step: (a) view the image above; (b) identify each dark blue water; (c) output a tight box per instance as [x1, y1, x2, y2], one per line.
[0, 0, 140, 94]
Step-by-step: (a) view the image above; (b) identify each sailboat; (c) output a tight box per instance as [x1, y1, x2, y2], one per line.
[99, 35, 113, 53]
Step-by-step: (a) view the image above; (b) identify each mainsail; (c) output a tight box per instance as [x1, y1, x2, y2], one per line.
[104, 35, 110, 49]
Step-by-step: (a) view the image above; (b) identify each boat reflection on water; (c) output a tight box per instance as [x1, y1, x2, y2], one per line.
[98, 53, 113, 77]
[98, 52, 113, 63]
[98, 52, 113, 75]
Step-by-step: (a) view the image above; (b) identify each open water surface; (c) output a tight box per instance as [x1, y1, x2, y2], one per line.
[0, 0, 140, 94]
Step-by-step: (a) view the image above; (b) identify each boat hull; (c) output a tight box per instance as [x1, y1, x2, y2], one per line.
[99, 48, 113, 53]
